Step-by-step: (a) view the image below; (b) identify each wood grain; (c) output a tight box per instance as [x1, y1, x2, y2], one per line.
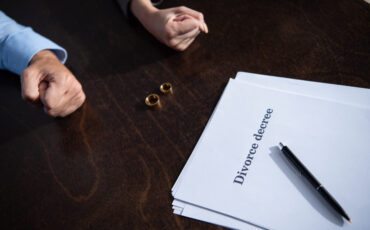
[0, 0, 369, 229]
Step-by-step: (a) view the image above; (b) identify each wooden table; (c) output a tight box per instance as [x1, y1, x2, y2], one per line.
[1, 0, 369, 229]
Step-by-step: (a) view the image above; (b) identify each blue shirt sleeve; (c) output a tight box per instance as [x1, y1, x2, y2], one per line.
[0, 11, 67, 75]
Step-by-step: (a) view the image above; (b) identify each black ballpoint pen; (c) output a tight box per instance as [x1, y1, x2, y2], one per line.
[279, 142, 352, 223]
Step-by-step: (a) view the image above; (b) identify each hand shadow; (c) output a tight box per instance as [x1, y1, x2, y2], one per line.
[269, 146, 344, 226]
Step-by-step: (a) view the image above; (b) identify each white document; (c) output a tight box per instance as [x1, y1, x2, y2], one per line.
[172, 76, 370, 230]
[173, 72, 370, 195]
[172, 72, 370, 229]
[235, 72, 370, 109]
[172, 199, 261, 230]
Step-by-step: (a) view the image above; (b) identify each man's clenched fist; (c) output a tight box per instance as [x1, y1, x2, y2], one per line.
[21, 50, 85, 117]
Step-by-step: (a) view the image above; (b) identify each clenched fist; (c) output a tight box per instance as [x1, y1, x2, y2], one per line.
[21, 50, 85, 117]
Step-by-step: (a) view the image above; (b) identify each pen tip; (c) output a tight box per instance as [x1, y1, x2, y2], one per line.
[279, 142, 284, 148]
[349, 219, 352, 223]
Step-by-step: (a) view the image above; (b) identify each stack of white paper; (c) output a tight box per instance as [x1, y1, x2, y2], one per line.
[171, 72, 370, 230]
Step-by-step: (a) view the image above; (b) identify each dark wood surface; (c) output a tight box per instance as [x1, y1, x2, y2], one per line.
[0, 0, 369, 229]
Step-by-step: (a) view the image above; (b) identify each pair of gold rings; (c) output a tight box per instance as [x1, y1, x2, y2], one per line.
[145, 83, 173, 109]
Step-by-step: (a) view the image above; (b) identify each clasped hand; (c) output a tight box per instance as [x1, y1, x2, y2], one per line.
[149, 6, 208, 51]
[131, 1, 208, 51]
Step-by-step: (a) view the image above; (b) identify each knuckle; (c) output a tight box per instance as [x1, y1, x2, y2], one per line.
[165, 29, 175, 40]
[167, 38, 177, 48]
[176, 45, 186, 52]
[46, 108, 58, 117]
[59, 112, 69, 118]
[58, 71, 73, 85]
[21, 67, 37, 80]
[76, 83, 83, 93]
[63, 73, 73, 84]
[72, 83, 83, 95]
[80, 92, 86, 104]
[22, 92, 36, 101]
[75, 94, 86, 108]
[43, 97, 56, 110]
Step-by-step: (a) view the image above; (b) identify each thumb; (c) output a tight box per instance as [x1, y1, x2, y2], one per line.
[173, 16, 200, 35]
[39, 81, 48, 103]
[21, 67, 42, 102]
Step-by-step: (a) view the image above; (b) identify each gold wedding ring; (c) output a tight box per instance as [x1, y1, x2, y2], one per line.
[160, 82, 173, 95]
[145, 93, 161, 109]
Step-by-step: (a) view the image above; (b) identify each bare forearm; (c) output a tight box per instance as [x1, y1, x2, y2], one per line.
[130, 0, 157, 27]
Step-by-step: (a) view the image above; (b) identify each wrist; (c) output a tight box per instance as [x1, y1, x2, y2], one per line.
[29, 50, 59, 66]
[130, 0, 158, 23]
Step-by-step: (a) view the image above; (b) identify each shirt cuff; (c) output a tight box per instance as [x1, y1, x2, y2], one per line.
[0, 27, 67, 75]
